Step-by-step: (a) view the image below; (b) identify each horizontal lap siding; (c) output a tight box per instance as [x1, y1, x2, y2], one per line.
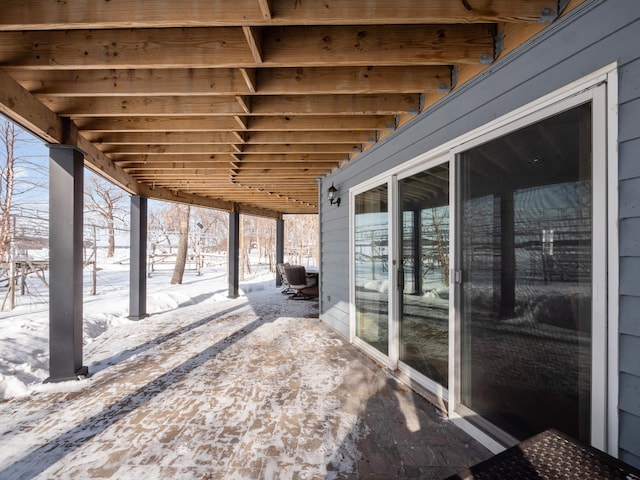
[319, 0, 640, 464]
[618, 9, 640, 464]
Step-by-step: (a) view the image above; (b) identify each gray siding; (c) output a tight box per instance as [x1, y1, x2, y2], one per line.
[319, 0, 640, 466]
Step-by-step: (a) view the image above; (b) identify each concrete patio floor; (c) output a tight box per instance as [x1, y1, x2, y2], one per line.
[0, 281, 491, 479]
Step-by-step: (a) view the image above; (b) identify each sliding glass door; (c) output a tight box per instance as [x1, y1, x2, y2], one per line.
[349, 80, 608, 450]
[354, 183, 389, 355]
[398, 164, 450, 387]
[457, 102, 594, 444]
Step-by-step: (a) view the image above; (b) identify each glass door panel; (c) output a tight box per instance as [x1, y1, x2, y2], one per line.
[354, 184, 389, 355]
[458, 103, 593, 443]
[399, 164, 450, 387]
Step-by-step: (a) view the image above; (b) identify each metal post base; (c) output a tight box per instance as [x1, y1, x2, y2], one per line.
[44, 366, 89, 383]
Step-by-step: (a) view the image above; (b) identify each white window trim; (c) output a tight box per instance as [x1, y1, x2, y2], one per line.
[606, 66, 620, 457]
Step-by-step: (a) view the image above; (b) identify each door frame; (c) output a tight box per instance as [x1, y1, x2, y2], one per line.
[394, 155, 453, 403]
[347, 63, 619, 455]
[349, 177, 395, 369]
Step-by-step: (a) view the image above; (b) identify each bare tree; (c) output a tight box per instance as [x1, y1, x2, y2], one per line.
[149, 204, 179, 253]
[430, 207, 450, 285]
[191, 207, 228, 254]
[0, 122, 17, 262]
[0, 120, 48, 263]
[284, 214, 319, 266]
[171, 204, 190, 285]
[255, 216, 275, 271]
[84, 174, 127, 258]
[239, 216, 253, 280]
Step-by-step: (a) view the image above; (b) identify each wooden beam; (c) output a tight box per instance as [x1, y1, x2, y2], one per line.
[267, 0, 558, 25]
[66, 122, 141, 194]
[234, 174, 320, 179]
[46, 93, 419, 117]
[250, 94, 420, 115]
[242, 26, 263, 64]
[134, 184, 236, 211]
[244, 130, 376, 144]
[233, 153, 344, 162]
[237, 204, 286, 219]
[123, 161, 336, 170]
[0, 25, 493, 69]
[248, 115, 395, 131]
[14, 65, 451, 96]
[110, 153, 237, 163]
[196, 187, 316, 194]
[74, 116, 241, 132]
[238, 68, 257, 93]
[128, 167, 328, 176]
[0, 69, 150, 197]
[113, 154, 342, 166]
[0, 0, 557, 29]
[0, 68, 62, 143]
[233, 116, 248, 130]
[0, 28, 253, 70]
[149, 177, 319, 185]
[241, 144, 360, 154]
[235, 95, 251, 114]
[261, 25, 494, 67]
[256, 66, 452, 94]
[133, 173, 236, 180]
[84, 131, 240, 144]
[9, 68, 250, 97]
[43, 96, 245, 117]
[257, 0, 272, 20]
[111, 153, 343, 163]
[239, 161, 336, 169]
[119, 161, 236, 169]
[100, 144, 239, 155]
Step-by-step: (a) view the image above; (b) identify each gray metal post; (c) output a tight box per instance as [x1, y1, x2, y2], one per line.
[228, 211, 240, 298]
[129, 195, 148, 320]
[47, 145, 88, 382]
[275, 217, 284, 287]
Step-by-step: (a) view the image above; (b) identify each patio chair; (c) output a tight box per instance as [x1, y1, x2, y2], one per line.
[277, 262, 292, 294]
[284, 265, 318, 300]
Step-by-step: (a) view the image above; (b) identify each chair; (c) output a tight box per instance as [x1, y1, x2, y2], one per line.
[276, 262, 291, 294]
[284, 265, 318, 300]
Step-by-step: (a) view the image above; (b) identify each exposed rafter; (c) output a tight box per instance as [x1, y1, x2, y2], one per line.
[0, 0, 577, 215]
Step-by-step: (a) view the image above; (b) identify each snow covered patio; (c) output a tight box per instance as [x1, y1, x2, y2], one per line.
[0, 279, 489, 479]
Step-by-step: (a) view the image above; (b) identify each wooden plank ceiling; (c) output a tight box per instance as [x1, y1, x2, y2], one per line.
[0, 0, 566, 217]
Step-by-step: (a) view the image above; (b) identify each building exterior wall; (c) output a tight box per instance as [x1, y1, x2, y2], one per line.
[319, 0, 640, 466]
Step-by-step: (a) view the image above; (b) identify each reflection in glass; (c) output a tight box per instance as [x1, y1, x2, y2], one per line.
[459, 103, 593, 443]
[399, 165, 449, 386]
[354, 184, 389, 354]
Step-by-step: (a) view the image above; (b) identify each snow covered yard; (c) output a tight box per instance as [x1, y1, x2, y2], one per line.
[0, 265, 489, 479]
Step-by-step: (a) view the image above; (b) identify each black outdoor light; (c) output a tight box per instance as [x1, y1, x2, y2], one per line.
[328, 183, 341, 207]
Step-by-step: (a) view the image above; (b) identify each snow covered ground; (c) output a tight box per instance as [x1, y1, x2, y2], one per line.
[0, 253, 491, 479]
[0, 253, 273, 401]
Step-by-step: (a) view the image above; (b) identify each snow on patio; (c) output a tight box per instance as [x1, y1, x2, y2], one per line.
[0, 265, 489, 479]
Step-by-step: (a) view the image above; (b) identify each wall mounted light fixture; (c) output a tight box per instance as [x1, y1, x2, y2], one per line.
[328, 183, 341, 207]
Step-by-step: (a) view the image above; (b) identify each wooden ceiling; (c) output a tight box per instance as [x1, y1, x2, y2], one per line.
[0, 1, 569, 217]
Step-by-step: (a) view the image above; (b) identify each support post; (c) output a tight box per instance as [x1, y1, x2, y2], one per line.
[47, 145, 87, 382]
[275, 217, 284, 287]
[129, 195, 148, 320]
[228, 210, 240, 298]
